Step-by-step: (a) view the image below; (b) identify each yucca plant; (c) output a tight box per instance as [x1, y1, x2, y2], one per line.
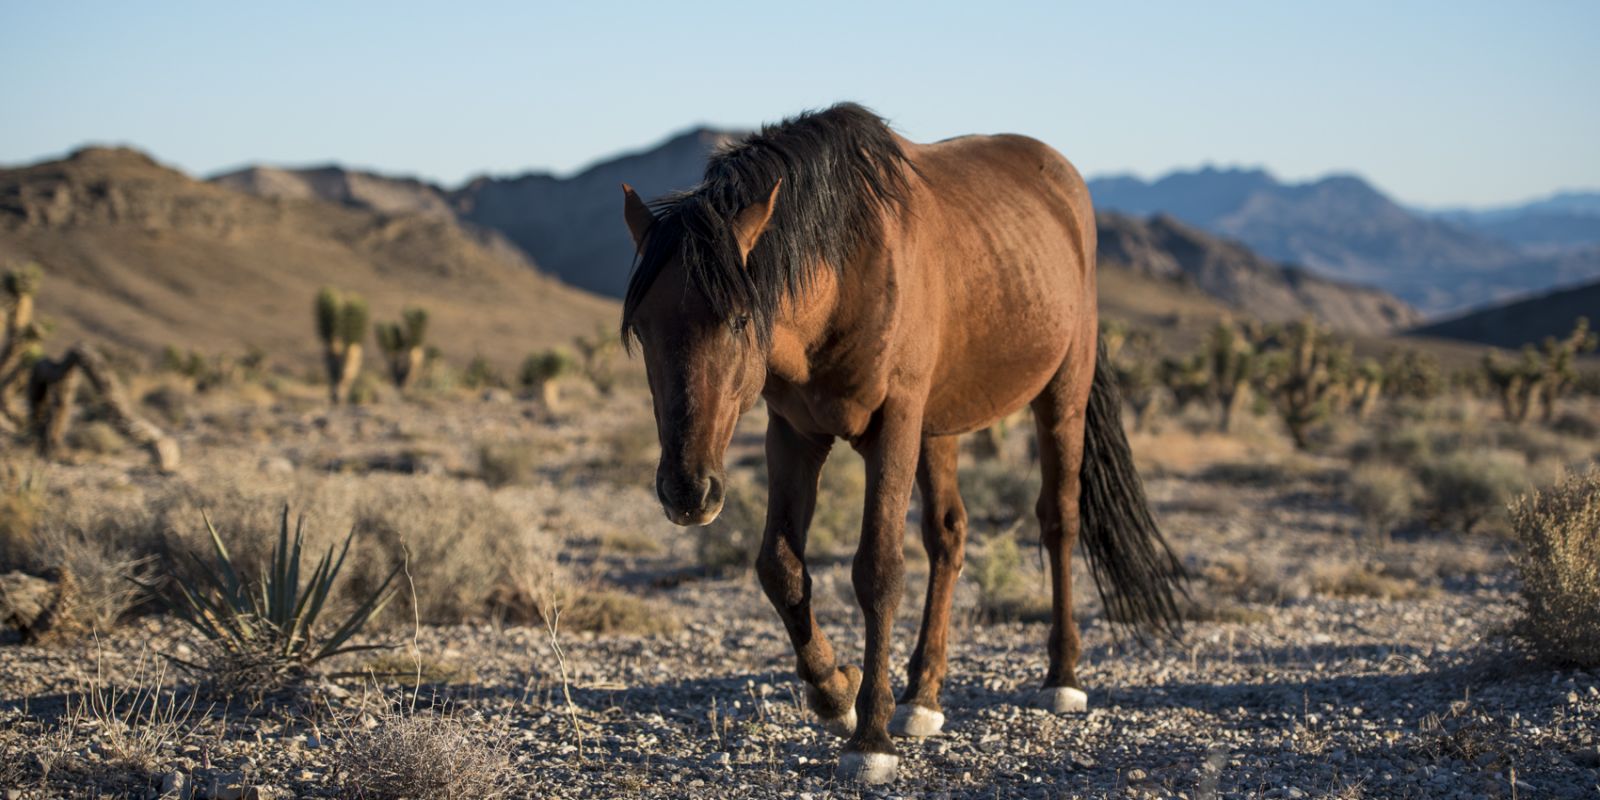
[159, 508, 401, 694]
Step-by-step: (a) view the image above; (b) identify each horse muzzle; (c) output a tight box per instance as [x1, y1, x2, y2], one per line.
[655, 468, 726, 526]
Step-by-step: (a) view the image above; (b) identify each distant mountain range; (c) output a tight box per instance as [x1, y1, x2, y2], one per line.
[0, 148, 615, 365]
[1431, 191, 1600, 254]
[1087, 168, 1600, 315]
[208, 133, 1422, 334]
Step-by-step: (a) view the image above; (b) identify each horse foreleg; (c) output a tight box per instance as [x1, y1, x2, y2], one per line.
[891, 434, 966, 738]
[753, 416, 860, 736]
[837, 401, 922, 784]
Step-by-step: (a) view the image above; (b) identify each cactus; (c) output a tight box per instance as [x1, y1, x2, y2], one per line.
[1158, 354, 1211, 413]
[1, 263, 47, 431]
[1204, 320, 1258, 432]
[1534, 317, 1597, 422]
[375, 306, 429, 390]
[572, 326, 621, 395]
[314, 288, 368, 405]
[1350, 358, 1385, 419]
[1257, 318, 1345, 449]
[520, 349, 578, 409]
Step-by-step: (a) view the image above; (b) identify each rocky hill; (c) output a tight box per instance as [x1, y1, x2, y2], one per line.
[1088, 167, 1600, 314]
[0, 147, 616, 367]
[1097, 212, 1420, 333]
[211, 164, 453, 218]
[1410, 277, 1600, 349]
[450, 129, 742, 298]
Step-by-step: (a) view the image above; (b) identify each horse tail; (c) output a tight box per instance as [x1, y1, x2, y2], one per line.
[1077, 335, 1187, 638]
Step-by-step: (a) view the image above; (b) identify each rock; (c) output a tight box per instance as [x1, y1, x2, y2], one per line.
[159, 771, 191, 799]
[0, 568, 85, 643]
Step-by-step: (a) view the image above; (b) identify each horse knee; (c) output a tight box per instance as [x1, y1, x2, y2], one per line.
[756, 539, 805, 609]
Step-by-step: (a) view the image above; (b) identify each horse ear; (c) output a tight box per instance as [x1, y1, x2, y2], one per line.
[622, 183, 654, 250]
[732, 179, 782, 264]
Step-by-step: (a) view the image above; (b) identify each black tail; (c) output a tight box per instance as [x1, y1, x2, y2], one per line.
[1077, 336, 1187, 638]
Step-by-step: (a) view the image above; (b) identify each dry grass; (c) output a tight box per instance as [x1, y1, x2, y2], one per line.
[1511, 467, 1600, 667]
[333, 707, 514, 800]
[965, 526, 1050, 624]
[1309, 561, 1436, 601]
[1344, 462, 1422, 539]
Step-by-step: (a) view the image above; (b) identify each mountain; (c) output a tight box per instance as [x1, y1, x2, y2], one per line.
[211, 164, 453, 218]
[1410, 277, 1600, 350]
[1097, 212, 1420, 333]
[450, 129, 744, 298]
[0, 147, 616, 367]
[1087, 168, 1600, 314]
[1434, 191, 1600, 253]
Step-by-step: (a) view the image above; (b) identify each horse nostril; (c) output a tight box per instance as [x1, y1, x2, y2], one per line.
[702, 474, 724, 510]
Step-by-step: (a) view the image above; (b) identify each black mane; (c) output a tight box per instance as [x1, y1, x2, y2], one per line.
[621, 103, 911, 348]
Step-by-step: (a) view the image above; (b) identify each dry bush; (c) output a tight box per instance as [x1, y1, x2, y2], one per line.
[1549, 410, 1600, 439]
[1345, 463, 1422, 539]
[65, 420, 125, 455]
[477, 439, 543, 488]
[560, 587, 678, 636]
[0, 463, 46, 560]
[1414, 449, 1529, 534]
[696, 473, 764, 574]
[1511, 467, 1600, 666]
[959, 460, 1040, 528]
[334, 708, 513, 800]
[965, 527, 1049, 623]
[1309, 561, 1435, 601]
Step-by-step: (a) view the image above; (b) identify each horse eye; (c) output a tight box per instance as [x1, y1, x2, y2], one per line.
[730, 315, 751, 333]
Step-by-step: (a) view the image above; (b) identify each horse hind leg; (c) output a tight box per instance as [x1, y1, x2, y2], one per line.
[1027, 359, 1093, 714]
[890, 434, 966, 738]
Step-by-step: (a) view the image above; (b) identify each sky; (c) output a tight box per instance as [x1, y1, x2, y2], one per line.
[2, 1, 1596, 209]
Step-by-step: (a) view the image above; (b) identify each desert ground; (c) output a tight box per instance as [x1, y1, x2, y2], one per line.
[1, 333, 1598, 799]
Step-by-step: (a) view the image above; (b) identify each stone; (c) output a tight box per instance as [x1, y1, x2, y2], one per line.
[159, 771, 191, 799]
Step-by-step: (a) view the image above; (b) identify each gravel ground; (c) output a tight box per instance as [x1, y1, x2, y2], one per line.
[3, 566, 1596, 798]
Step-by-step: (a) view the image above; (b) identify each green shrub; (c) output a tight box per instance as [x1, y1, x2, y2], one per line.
[1346, 463, 1422, 539]
[966, 528, 1048, 623]
[959, 460, 1040, 528]
[1511, 468, 1600, 667]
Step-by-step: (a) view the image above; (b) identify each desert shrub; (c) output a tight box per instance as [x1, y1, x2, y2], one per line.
[559, 588, 678, 636]
[65, 420, 125, 455]
[1511, 468, 1600, 666]
[1309, 561, 1434, 601]
[334, 709, 513, 800]
[0, 464, 45, 560]
[477, 440, 541, 488]
[460, 356, 504, 390]
[966, 527, 1048, 623]
[810, 456, 866, 555]
[1345, 463, 1422, 539]
[959, 460, 1040, 528]
[1415, 450, 1529, 534]
[140, 382, 195, 426]
[1549, 410, 1600, 439]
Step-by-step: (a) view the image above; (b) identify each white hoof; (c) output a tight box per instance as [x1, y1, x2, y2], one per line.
[836, 751, 899, 784]
[889, 703, 945, 737]
[1031, 686, 1089, 713]
[819, 707, 856, 738]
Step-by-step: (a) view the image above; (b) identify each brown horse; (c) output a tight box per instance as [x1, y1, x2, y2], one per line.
[620, 104, 1183, 783]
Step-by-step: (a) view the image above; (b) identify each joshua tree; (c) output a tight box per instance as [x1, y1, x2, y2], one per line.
[375, 306, 429, 390]
[1258, 318, 1346, 449]
[1533, 317, 1597, 422]
[1204, 320, 1258, 432]
[0, 263, 44, 429]
[1, 263, 178, 470]
[520, 349, 578, 409]
[572, 326, 621, 394]
[1103, 323, 1160, 431]
[1158, 354, 1211, 413]
[315, 288, 369, 404]
[1349, 358, 1385, 419]
[1482, 349, 1543, 423]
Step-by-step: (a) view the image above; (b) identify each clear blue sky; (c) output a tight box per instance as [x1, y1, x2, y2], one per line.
[3, 1, 1596, 208]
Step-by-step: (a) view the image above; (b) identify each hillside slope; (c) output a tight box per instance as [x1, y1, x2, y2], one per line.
[1097, 212, 1420, 333]
[0, 148, 617, 367]
[1410, 278, 1600, 349]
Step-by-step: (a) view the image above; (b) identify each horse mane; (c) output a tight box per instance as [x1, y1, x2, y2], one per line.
[621, 102, 911, 348]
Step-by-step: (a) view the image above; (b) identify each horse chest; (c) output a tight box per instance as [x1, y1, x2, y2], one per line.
[764, 379, 882, 440]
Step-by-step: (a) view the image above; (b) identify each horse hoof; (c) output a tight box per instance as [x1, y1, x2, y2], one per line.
[835, 751, 898, 784]
[889, 704, 945, 737]
[1031, 686, 1088, 713]
[818, 707, 856, 738]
